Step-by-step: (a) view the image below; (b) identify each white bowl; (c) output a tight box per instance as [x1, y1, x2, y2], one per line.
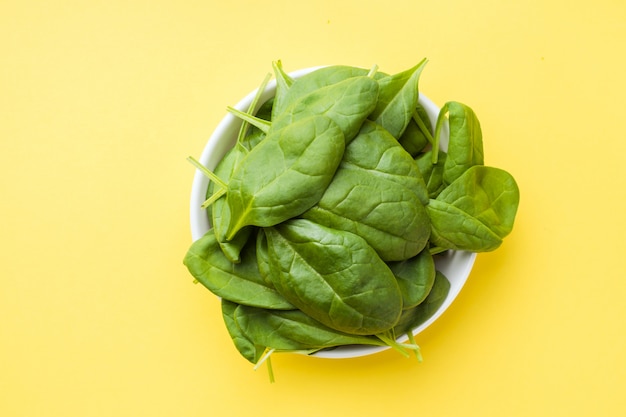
[189, 67, 476, 359]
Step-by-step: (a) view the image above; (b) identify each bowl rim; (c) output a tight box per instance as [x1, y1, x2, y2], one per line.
[188, 66, 477, 359]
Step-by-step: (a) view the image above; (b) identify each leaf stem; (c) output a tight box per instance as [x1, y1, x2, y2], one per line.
[187, 156, 228, 190]
[432, 103, 449, 164]
[429, 246, 448, 255]
[412, 110, 434, 144]
[367, 64, 379, 78]
[407, 332, 423, 362]
[227, 106, 271, 134]
[376, 334, 410, 358]
[254, 348, 276, 383]
[237, 72, 272, 143]
[200, 187, 226, 209]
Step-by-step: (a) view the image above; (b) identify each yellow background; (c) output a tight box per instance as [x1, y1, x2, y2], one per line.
[2, 1, 625, 416]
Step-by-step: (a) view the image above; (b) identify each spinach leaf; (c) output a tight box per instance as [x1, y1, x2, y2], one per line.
[225, 115, 345, 239]
[255, 229, 272, 286]
[398, 103, 432, 157]
[427, 165, 520, 252]
[415, 149, 448, 199]
[387, 248, 436, 310]
[240, 98, 272, 151]
[221, 299, 265, 363]
[210, 145, 252, 263]
[270, 61, 294, 120]
[341, 120, 429, 205]
[183, 229, 295, 310]
[234, 305, 386, 352]
[271, 75, 379, 143]
[393, 270, 451, 336]
[264, 219, 403, 335]
[368, 59, 427, 139]
[441, 101, 484, 185]
[277, 65, 377, 115]
[301, 168, 430, 262]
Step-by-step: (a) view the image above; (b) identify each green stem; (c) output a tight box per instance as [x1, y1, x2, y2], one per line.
[407, 332, 423, 362]
[237, 72, 272, 143]
[432, 103, 449, 164]
[200, 187, 226, 209]
[376, 334, 410, 358]
[253, 348, 276, 383]
[272, 60, 294, 87]
[266, 356, 275, 383]
[429, 246, 448, 255]
[367, 64, 379, 78]
[227, 106, 271, 134]
[187, 156, 228, 190]
[412, 110, 434, 144]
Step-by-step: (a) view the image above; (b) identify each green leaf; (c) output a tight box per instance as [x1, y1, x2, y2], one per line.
[225, 115, 345, 238]
[276, 65, 380, 118]
[388, 248, 436, 310]
[210, 145, 251, 263]
[301, 168, 430, 262]
[221, 300, 266, 363]
[341, 120, 429, 205]
[442, 101, 484, 185]
[393, 271, 451, 336]
[183, 230, 295, 310]
[427, 165, 520, 252]
[369, 59, 428, 139]
[271, 75, 379, 142]
[270, 60, 294, 120]
[234, 305, 387, 352]
[264, 219, 403, 335]
[398, 103, 433, 157]
[415, 149, 448, 199]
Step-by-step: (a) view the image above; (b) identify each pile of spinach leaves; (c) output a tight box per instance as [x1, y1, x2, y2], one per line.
[184, 59, 520, 380]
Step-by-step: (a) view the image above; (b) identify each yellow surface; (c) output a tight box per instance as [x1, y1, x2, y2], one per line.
[2, 1, 625, 416]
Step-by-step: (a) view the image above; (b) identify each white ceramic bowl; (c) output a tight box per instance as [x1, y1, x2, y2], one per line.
[189, 67, 477, 359]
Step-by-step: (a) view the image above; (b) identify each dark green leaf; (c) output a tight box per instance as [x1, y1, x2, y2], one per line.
[183, 230, 295, 310]
[301, 168, 430, 262]
[221, 300, 265, 363]
[264, 219, 403, 335]
[234, 305, 386, 352]
[388, 248, 436, 310]
[393, 271, 451, 335]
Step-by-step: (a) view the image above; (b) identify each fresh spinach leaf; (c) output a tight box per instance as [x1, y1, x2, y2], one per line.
[221, 299, 266, 363]
[393, 270, 451, 336]
[183, 229, 295, 310]
[270, 60, 294, 120]
[415, 149, 448, 199]
[210, 145, 252, 263]
[301, 168, 430, 262]
[264, 219, 403, 335]
[369, 59, 427, 139]
[441, 101, 484, 185]
[271, 75, 379, 143]
[427, 165, 520, 252]
[341, 120, 429, 205]
[398, 103, 432, 157]
[234, 304, 387, 353]
[388, 248, 436, 310]
[225, 115, 345, 239]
